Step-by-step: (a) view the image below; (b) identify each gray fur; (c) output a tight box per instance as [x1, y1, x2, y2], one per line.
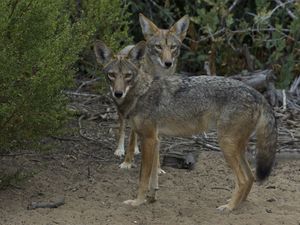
[104, 54, 277, 180]
[100, 43, 277, 209]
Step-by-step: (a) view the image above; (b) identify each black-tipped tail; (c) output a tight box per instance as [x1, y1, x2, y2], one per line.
[255, 104, 277, 181]
[256, 156, 274, 181]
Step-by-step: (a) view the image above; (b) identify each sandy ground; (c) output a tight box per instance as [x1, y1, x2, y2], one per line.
[1, 94, 300, 225]
[1, 134, 299, 225]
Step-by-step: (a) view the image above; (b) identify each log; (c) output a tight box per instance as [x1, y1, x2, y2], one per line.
[230, 69, 275, 92]
[230, 70, 300, 110]
[290, 76, 300, 94]
[27, 197, 65, 210]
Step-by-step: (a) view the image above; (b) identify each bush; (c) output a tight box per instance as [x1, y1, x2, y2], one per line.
[0, 0, 132, 150]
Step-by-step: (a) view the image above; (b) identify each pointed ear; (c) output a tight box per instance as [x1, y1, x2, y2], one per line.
[94, 40, 113, 65]
[128, 41, 146, 63]
[139, 13, 159, 40]
[169, 15, 190, 41]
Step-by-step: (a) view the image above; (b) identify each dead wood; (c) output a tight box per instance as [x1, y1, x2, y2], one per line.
[76, 78, 100, 93]
[230, 69, 275, 92]
[230, 70, 300, 110]
[242, 44, 255, 72]
[63, 91, 101, 98]
[290, 76, 300, 94]
[27, 197, 65, 210]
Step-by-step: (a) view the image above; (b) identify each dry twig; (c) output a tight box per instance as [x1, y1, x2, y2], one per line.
[76, 78, 100, 93]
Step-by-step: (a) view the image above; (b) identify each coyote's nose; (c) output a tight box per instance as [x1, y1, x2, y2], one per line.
[164, 61, 172, 68]
[114, 91, 123, 98]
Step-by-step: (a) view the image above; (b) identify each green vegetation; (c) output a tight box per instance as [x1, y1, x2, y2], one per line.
[1, 0, 299, 151]
[127, 0, 300, 86]
[0, 0, 131, 150]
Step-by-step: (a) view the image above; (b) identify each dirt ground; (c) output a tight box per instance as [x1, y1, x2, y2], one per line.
[1, 97, 300, 225]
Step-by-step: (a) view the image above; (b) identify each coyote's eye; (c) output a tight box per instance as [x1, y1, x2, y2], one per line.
[154, 45, 162, 51]
[107, 72, 116, 80]
[124, 72, 133, 81]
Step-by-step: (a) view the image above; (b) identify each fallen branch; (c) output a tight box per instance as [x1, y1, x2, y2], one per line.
[50, 136, 81, 142]
[211, 187, 231, 192]
[193, 137, 221, 152]
[282, 90, 287, 111]
[76, 78, 100, 93]
[63, 91, 101, 98]
[27, 197, 65, 210]
[290, 76, 300, 93]
[230, 70, 300, 110]
[165, 141, 195, 151]
[78, 115, 99, 142]
[79, 150, 114, 161]
[230, 69, 275, 92]
[242, 44, 254, 72]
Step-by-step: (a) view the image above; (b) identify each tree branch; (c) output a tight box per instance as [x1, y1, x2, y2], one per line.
[229, 0, 241, 13]
[275, 0, 297, 19]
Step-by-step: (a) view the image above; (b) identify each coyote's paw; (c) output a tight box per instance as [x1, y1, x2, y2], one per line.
[217, 204, 233, 213]
[147, 189, 158, 203]
[147, 195, 157, 203]
[158, 168, 166, 174]
[114, 147, 125, 157]
[119, 162, 132, 169]
[123, 199, 146, 207]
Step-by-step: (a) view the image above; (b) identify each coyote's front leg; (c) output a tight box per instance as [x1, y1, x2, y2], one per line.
[148, 140, 159, 203]
[119, 130, 138, 169]
[124, 127, 158, 206]
[114, 113, 125, 157]
[120, 130, 164, 174]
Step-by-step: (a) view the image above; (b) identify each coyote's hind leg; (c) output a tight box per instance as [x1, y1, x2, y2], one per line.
[217, 136, 253, 211]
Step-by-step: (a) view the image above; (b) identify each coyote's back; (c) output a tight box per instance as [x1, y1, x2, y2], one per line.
[130, 74, 277, 209]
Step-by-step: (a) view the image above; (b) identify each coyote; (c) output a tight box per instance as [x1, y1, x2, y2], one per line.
[113, 14, 189, 170]
[94, 41, 277, 211]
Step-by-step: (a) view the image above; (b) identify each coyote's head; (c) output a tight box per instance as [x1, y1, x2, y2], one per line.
[94, 41, 146, 104]
[139, 14, 189, 70]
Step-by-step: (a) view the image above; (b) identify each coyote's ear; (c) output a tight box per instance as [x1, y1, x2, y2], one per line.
[128, 41, 146, 63]
[139, 13, 159, 40]
[94, 40, 113, 65]
[169, 15, 189, 41]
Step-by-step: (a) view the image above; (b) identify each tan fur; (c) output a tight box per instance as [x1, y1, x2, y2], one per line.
[95, 42, 277, 211]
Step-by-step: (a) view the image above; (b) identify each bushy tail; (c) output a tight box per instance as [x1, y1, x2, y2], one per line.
[255, 103, 277, 181]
